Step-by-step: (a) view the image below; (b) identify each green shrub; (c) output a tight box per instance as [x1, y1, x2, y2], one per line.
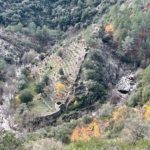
[19, 89, 33, 104]
[66, 138, 150, 150]
[106, 120, 124, 139]
[0, 58, 6, 70]
[35, 82, 45, 93]
[42, 75, 49, 86]
[141, 85, 150, 104]
[82, 115, 93, 124]
[87, 80, 106, 101]
[126, 92, 139, 107]
[85, 69, 102, 81]
[18, 79, 28, 90]
[57, 51, 63, 58]
[21, 68, 30, 77]
[0, 132, 23, 150]
[6, 22, 23, 32]
[99, 103, 114, 120]
[59, 68, 64, 75]
[127, 65, 150, 106]
[141, 65, 150, 85]
[121, 117, 150, 144]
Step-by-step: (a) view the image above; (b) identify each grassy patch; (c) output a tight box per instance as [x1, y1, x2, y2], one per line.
[66, 138, 150, 150]
[30, 97, 55, 115]
[82, 25, 93, 41]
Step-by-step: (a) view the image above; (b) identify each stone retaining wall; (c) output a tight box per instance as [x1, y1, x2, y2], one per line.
[29, 104, 65, 130]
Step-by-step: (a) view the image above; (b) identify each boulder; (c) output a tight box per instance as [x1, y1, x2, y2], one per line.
[116, 73, 137, 95]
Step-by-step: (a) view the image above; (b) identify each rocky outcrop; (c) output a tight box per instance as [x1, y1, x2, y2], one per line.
[116, 73, 137, 94]
[0, 28, 39, 132]
[0, 28, 40, 63]
[110, 73, 137, 105]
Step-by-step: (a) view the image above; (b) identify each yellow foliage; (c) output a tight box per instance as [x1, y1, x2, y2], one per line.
[15, 94, 21, 106]
[105, 24, 114, 33]
[112, 106, 127, 120]
[55, 82, 65, 93]
[71, 119, 101, 142]
[143, 105, 150, 119]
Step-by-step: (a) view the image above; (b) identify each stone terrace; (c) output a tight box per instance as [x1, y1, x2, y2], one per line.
[31, 38, 87, 103]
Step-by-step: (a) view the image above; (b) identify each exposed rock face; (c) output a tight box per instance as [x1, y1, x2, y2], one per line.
[110, 73, 137, 105]
[0, 28, 38, 132]
[73, 24, 138, 106]
[0, 81, 16, 132]
[0, 28, 40, 63]
[0, 38, 19, 63]
[74, 40, 132, 104]
[116, 73, 137, 94]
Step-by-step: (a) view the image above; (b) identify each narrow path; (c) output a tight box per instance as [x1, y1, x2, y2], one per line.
[42, 99, 53, 111]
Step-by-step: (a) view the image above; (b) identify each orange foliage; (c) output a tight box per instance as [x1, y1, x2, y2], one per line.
[55, 82, 65, 93]
[105, 24, 114, 33]
[71, 119, 101, 142]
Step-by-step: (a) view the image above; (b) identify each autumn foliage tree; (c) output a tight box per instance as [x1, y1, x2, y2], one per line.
[71, 119, 101, 142]
[105, 24, 114, 34]
[55, 82, 65, 93]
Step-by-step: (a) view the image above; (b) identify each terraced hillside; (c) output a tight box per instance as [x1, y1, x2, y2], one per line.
[1, 0, 150, 149]
[30, 37, 87, 108]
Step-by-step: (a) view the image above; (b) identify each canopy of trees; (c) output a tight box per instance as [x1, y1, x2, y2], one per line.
[104, 0, 150, 65]
[0, 0, 101, 31]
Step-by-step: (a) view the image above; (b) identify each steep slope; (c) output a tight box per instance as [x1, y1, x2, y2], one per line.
[30, 38, 87, 102]
[0, 0, 101, 30]
[1, 0, 150, 149]
[0, 29, 33, 131]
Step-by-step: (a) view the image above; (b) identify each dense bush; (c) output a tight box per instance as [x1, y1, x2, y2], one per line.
[0, 132, 23, 150]
[59, 68, 64, 75]
[82, 115, 93, 124]
[57, 51, 63, 58]
[35, 82, 45, 93]
[17, 78, 28, 90]
[127, 65, 150, 106]
[99, 103, 114, 120]
[14, 103, 35, 129]
[21, 50, 38, 64]
[7, 23, 61, 44]
[77, 48, 107, 105]
[19, 89, 33, 104]
[106, 120, 124, 139]
[87, 81, 106, 101]
[21, 67, 31, 78]
[121, 118, 150, 144]
[126, 92, 139, 107]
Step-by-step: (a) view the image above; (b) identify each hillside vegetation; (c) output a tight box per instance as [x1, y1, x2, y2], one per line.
[0, 0, 150, 150]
